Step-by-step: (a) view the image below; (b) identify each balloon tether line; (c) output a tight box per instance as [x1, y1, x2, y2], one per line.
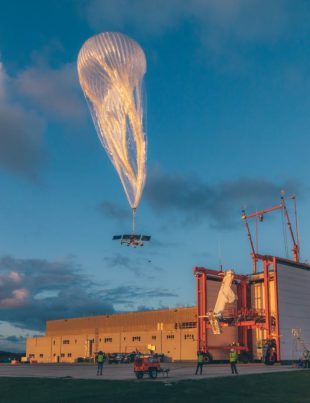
[132, 208, 136, 235]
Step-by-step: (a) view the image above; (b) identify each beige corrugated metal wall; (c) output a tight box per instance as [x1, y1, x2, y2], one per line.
[277, 262, 310, 361]
[46, 307, 196, 335]
[27, 307, 197, 363]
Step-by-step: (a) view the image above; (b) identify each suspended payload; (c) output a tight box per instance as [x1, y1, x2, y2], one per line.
[77, 32, 150, 247]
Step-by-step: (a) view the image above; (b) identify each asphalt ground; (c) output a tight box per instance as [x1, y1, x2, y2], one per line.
[0, 362, 300, 382]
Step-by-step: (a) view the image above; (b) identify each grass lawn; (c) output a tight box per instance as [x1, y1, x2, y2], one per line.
[1, 371, 310, 402]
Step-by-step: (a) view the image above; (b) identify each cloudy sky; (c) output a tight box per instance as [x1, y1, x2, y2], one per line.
[0, 0, 310, 352]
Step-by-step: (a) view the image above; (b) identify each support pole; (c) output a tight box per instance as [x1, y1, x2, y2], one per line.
[292, 195, 300, 250]
[273, 257, 281, 361]
[237, 279, 249, 351]
[196, 273, 202, 352]
[263, 260, 270, 339]
[242, 279, 248, 349]
[291, 195, 300, 253]
[202, 272, 207, 351]
[282, 197, 299, 262]
[242, 216, 257, 273]
[195, 270, 207, 352]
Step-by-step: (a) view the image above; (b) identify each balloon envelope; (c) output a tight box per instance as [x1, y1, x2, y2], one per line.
[77, 32, 147, 209]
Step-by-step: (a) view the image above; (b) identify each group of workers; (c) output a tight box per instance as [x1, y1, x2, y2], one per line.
[195, 349, 238, 375]
[96, 349, 239, 377]
[96, 345, 310, 377]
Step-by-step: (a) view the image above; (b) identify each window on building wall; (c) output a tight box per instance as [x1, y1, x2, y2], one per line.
[29, 354, 35, 358]
[53, 340, 56, 345]
[63, 340, 70, 344]
[75, 340, 77, 344]
[99, 338, 101, 342]
[124, 337, 126, 341]
[67, 353, 72, 357]
[151, 336, 156, 340]
[132, 336, 141, 342]
[104, 337, 112, 343]
[61, 353, 65, 357]
[39, 354, 44, 358]
[166, 335, 175, 340]
[53, 354, 56, 357]
[175, 322, 197, 329]
[184, 334, 194, 340]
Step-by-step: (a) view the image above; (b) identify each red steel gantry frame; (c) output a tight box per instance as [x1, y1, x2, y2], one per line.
[194, 196, 302, 361]
[194, 256, 281, 361]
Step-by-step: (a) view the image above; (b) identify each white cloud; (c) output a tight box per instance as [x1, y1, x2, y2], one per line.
[16, 62, 85, 121]
[0, 255, 176, 331]
[144, 170, 303, 228]
[0, 62, 7, 101]
[86, 0, 187, 35]
[0, 47, 87, 181]
[8, 272, 22, 283]
[84, 0, 301, 69]
[0, 60, 46, 181]
[86, 0, 290, 42]
[0, 288, 29, 308]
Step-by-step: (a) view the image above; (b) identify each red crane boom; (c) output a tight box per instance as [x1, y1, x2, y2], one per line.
[242, 195, 300, 273]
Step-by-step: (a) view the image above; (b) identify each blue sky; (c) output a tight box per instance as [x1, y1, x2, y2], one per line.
[0, 0, 310, 352]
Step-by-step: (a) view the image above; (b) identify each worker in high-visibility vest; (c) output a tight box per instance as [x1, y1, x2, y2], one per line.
[195, 351, 204, 375]
[96, 351, 105, 376]
[229, 348, 238, 374]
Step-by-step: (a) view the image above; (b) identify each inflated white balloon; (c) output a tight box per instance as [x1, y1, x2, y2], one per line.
[77, 32, 147, 210]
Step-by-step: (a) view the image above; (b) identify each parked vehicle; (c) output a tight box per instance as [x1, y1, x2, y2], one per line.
[121, 353, 135, 363]
[107, 352, 141, 364]
[107, 353, 124, 364]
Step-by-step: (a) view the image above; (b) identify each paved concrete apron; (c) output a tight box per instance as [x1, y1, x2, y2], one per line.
[0, 363, 301, 382]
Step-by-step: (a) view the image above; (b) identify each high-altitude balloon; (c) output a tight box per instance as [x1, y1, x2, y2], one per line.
[77, 32, 147, 210]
